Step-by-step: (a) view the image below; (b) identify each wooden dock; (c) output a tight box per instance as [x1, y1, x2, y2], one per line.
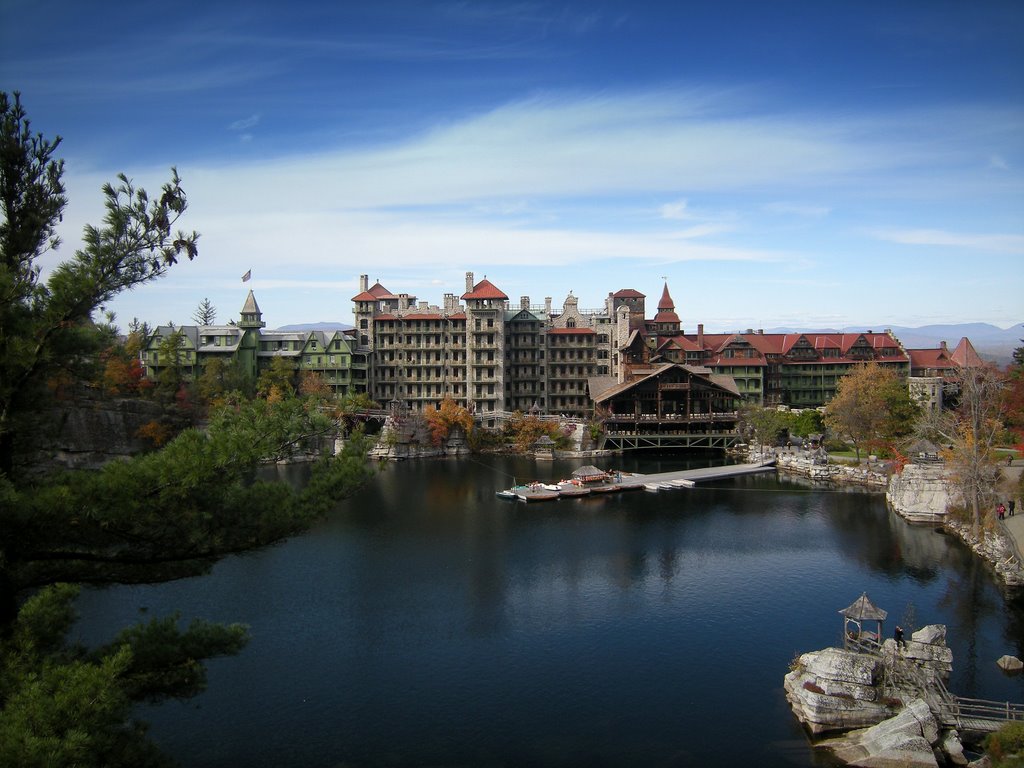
[616, 461, 776, 491]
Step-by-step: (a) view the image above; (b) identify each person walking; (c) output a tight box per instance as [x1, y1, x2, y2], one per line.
[894, 625, 906, 650]
[1010, 499, 1016, 517]
[997, 502, 1006, 521]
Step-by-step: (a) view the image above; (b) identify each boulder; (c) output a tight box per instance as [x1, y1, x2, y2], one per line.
[940, 729, 969, 767]
[913, 625, 946, 646]
[819, 699, 941, 768]
[785, 648, 896, 734]
[997, 654, 1023, 672]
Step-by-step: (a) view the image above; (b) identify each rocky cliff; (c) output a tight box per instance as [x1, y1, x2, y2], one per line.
[25, 396, 165, 472]
[887, 463, 953, 524]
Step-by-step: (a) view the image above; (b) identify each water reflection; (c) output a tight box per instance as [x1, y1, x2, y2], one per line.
[73, 453, 1024, 768]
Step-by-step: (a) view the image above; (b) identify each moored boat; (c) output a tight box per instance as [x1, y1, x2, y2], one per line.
[516, 487, 560, 502]
[556, 482, 590, 498]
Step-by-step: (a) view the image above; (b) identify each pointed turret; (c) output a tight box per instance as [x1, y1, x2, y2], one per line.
[238, 289, 266, 329]
[652, 282, 680, 332]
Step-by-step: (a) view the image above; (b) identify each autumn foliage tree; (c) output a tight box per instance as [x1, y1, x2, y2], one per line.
[944, 365, 1007, 535]
[1003, 340, 1024, 446]
[823, 363, 919, 461]
[423, 397, 474, 447]
[502, 411, 566, 452]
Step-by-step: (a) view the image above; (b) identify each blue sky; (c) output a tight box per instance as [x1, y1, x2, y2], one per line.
[2, 0, 1022, 332]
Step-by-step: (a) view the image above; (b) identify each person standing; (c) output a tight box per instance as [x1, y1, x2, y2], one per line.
[894, 625, 906, 650]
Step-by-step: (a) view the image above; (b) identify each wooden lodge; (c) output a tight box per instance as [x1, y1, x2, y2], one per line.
[590, 363, 742, 450]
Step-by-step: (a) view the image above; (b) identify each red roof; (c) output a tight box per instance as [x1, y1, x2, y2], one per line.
[951, 337, 985, 368]
[368, 282, 397, 299]
[658, 283, 675, 311]
[352, 281, 399, 302]
[908, 348, 953, 369]
[612, 288, 645, 299]
[461, 279, 508, 301]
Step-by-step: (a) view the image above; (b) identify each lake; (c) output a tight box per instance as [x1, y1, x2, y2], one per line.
[74, 453, 1024, 767]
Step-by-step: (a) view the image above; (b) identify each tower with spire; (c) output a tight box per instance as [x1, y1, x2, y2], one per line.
[650, 282, 681, 337]
[238, 289, 266, 330]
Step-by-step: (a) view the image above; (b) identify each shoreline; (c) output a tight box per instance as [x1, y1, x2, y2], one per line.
[765, 447, 1024, 589]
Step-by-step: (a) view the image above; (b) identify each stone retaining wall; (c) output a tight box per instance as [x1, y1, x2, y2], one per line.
[757, 450, 889, 488]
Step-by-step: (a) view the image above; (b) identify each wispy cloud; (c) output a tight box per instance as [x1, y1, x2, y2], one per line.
[659, 199, 691, 220]
[763, 202, 831, 218]
[871, 228, 1024, 254]
[229, 114, 260, 132]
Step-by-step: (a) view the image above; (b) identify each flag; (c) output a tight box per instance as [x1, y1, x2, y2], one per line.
[242, 269, 251, 282]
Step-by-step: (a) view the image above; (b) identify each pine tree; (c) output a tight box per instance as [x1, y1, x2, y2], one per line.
[192, 297, 216, 325]
[0, 92, 372, 766]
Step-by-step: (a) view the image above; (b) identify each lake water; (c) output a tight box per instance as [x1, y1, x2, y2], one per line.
[74, 453, 1024, 767]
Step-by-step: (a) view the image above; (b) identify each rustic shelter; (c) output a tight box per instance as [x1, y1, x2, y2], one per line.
[840, 593, 888, 652]
[571, 465, 607, 483]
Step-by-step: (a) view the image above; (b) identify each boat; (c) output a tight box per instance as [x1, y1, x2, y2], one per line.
[496, 488, 518, 500]
[556, 481, 590, 498]
[516, 486, 560, 502]
[589, 482, 620, 493]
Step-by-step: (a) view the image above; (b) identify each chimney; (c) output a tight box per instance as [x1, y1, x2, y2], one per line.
[521, 296, 529, 310]
[697, 323, 704, 348]
[545, 297, 552, 316]
[940, 340, 948, 351]
[465, 272, 474, 293]
[359, 274, 368, 292]
[444, 293, 457, 313]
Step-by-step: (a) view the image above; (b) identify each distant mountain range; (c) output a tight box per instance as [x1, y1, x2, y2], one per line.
[276, 321, 1023, 366]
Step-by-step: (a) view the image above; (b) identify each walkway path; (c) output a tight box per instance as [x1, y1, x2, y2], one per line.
[616, 460, 776, 489]
[999, 458, 1024, 557]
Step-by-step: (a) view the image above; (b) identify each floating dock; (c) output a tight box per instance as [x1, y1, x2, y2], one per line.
[498, 461, 775, 502]
[617, 461, 775, 491]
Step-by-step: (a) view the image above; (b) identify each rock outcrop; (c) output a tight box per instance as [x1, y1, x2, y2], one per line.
[786, 625, 970, 767]
[24, 396, 165, 472]
[819, 698, 959, 768]
[899, 626, 954, 679]
[785, 647, 897, 734]
[887, 463, 952, 524]
[772, 450, 890, 487]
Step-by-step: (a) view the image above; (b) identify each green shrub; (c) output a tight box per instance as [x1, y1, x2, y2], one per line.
[985, 721, 1024, 764]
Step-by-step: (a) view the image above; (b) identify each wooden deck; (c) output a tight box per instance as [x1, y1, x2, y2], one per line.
[616, 461, 776, 490]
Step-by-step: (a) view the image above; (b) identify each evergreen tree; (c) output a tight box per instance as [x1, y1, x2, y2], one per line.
[192, 297, 216, 325]
[0, 92, 373, 766]
[0, 91, 198, 477]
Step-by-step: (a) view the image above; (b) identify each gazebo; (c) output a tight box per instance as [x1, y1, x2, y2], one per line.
[840, 593, 887, 652]
[572, 465, 608, 484]
[533, 434, 556, 460]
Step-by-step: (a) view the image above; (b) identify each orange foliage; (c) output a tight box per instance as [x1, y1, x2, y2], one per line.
[422, 398, 474, 447]
[136, 419, 172, 447]
[102, 355, 145, 395]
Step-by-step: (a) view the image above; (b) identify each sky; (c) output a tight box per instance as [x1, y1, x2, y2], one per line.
[2, 0, 1023, 333]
